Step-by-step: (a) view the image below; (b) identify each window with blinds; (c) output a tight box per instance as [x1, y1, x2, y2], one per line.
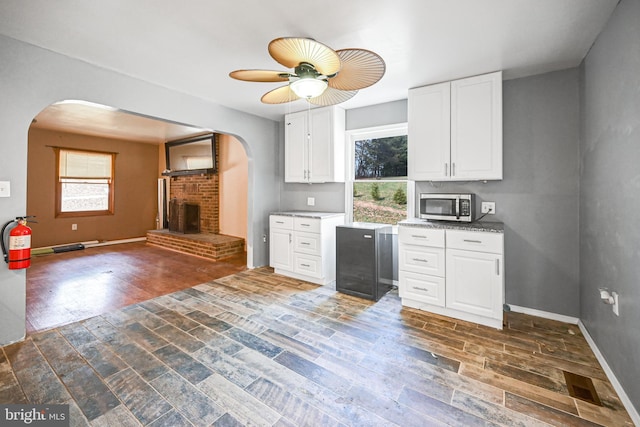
[55, 148, 116, 217]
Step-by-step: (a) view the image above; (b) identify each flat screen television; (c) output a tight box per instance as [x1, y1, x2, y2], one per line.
[162, 134, 216, 176]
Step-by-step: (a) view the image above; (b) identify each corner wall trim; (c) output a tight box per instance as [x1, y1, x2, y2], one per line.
[508, 305, 639, 424]
[508, 304, 579, 324]
[578, 320, 640, 426]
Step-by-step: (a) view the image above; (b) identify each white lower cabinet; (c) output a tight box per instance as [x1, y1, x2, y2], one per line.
[269, 213, 345, 286]
[399, 226, 504, 329]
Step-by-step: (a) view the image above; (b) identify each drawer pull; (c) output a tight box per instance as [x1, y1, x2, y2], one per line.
[300, 263, 311, 268]
[412, 286, 429, 292]
[275, 221, 285, 224]
[412, 258, 428, 263]
[300, 223, 311, 227]
[301, 242, 311, 245]
[463, 239, 482, 244]
[411, 234, 428, 239]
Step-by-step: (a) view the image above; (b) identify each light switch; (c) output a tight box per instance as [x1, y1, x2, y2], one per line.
[0, 181, 10, 197]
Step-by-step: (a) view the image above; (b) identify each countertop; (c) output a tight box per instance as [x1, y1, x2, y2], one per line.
[271, 211, 346, 219]
[399, 218, 504, 233]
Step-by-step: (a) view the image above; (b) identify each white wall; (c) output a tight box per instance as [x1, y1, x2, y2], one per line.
[219, 134, 248, 243]
[0, 35, 280, 345]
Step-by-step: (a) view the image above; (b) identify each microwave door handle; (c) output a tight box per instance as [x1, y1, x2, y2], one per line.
[455, 197, 460, 219]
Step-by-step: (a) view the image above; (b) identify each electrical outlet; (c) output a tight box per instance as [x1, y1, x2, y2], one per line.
[262, 234, 267, 243]
[72, 224, 78, 231]
[612, 292, 620, 316]
[0, 181, 10, 197]
[481, 202, 496, 214]
[307, 197, 315, 207]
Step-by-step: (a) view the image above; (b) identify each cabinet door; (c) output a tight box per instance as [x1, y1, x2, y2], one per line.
[450, 71, 502, 180]
[408, 82, 451, 180]
[270, 228, 293, 270]
[446, 249, 503, 320]
[284, 111, 308, 182]
[308, 107, 333, 183]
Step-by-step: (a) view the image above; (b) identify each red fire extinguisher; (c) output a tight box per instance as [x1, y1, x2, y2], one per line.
[1, 216, 35, 270]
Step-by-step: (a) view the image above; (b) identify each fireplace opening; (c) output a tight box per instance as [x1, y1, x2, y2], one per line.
[168, 199, 200, 234]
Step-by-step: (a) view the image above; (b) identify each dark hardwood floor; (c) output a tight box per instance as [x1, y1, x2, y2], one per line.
[0, 243, 632, 426]
[26, 242, 246, 333]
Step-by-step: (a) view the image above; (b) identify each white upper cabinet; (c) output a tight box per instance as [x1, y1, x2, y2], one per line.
[408, 82, 451, 181]
[284, 106, 345, 183]
[409, 71, 502, 181]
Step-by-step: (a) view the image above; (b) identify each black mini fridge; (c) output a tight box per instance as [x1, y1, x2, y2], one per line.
[336, 223, 393, 301]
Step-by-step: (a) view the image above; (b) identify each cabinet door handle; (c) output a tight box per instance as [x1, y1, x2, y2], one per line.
[412, 258, 428, 263]
[496, 259, 500, 275]
[463, 239, 482, 244]
[289, 233, 292, 243]
[364, 234, 373, 239]
[444, 163, 448, 177]
[412, 286, 429, 292]
[452, 162, 456, 176]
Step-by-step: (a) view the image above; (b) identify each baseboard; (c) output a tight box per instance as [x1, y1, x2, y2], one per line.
[508, 304, 639, 424]
[507, 304, 579, 324]
[578, 320, 640, 426]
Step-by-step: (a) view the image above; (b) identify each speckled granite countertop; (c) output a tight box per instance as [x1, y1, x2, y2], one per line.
[271, 211, 346, 219]
[399, 218, 504, 233]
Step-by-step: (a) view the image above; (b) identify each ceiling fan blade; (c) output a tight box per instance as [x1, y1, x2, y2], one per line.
[308, 87, 358, 106]
[269, 37, 341, 76]
[261, 85, 301, 104]
[328, 49, 386, 91]
[229, 69, 291, 82]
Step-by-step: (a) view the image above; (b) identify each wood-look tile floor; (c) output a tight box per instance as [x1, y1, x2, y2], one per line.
[3, 267, 634, 426]
[25, 242, 247, 334]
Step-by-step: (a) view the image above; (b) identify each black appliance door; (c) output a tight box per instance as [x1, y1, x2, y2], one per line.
[336, 227, 376, 300]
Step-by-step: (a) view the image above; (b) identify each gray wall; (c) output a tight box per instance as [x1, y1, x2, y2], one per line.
[0, 35, 280, 345]
[579, 0, 640, 412]
[417, 69, 581, 317]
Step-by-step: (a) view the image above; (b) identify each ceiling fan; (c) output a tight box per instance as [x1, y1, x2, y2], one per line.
[229, 37, 386, 106]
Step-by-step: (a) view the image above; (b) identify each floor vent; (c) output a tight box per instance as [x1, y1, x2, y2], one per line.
[563, 371, 602, 406]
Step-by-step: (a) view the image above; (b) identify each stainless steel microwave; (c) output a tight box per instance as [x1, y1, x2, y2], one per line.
[419, 193, 475, 222]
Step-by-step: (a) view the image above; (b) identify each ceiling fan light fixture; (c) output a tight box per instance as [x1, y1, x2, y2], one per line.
[290, 78, 328, 99]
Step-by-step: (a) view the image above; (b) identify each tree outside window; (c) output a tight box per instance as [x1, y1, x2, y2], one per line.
[352, 134, 408, 224]
[55, 148, 115, 217]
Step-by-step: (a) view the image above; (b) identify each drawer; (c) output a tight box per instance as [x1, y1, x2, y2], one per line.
[270, 215, 294, 230]
[446, 230, 503, 254]
[399, 271, 445, 307]
[399, 226, 445, 248]
[293, 253, 322, 278]
[294, 217, 321, 233]
[294, 231, 321, 256]
[399, 245, 445, 277]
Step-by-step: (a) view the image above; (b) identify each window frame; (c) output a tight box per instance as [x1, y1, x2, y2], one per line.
[54, 147, 116, 218]
[344, 123, 414, 224]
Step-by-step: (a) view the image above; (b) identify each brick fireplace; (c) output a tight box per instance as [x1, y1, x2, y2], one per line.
[147, 134, 245, 260]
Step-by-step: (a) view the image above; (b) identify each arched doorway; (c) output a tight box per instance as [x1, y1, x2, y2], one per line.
[25, 100, 250, 333]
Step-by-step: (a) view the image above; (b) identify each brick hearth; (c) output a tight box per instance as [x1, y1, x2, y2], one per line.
[146, 229, 244, 261]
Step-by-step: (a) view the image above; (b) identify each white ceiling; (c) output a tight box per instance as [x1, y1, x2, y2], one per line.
[0, 0, 618, 138]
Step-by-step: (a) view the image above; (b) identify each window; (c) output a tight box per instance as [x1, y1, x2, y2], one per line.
[346, 124, 411, 225]
[55, 148, 115, 217]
